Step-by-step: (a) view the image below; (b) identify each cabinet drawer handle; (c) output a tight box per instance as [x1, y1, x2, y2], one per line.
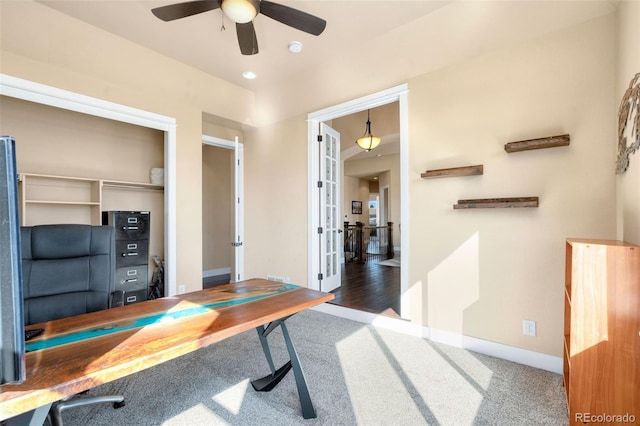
[122, 226, 139, 230]
[126, 296, 137, 303]
[124, 278, 138, 283]
[122, 252, 139, 257]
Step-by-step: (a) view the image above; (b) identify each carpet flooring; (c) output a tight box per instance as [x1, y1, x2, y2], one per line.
[57, 309, 568, 425]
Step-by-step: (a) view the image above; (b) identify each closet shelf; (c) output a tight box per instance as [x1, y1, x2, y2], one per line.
[24, 200, 100, 206]
[421, 165, 483, 179]
[18, 172, 163, 226]
[454, 197, 539, 209]
[504, 134, 570, 153]
[102, 180, 164, 191]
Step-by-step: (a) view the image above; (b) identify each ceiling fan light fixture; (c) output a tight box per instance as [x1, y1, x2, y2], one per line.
[356, 110, 381, 152]
[221, 0, 259, 24]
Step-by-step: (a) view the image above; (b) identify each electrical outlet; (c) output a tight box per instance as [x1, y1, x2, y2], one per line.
[523, 319, 537, 336]
[178, 285, 186, 295]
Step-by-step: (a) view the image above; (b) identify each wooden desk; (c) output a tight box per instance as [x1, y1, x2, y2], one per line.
[0, 279, 334, 423]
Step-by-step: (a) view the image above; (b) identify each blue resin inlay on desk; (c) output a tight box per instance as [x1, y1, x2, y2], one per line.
[26, 283, 299, 352]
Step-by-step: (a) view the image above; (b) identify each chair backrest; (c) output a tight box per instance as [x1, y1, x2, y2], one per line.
[21, 224, 115, 326]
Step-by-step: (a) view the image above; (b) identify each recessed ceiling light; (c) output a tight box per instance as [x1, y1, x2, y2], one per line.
[242, 71, 257, 80]
[288, 41, 303, 53]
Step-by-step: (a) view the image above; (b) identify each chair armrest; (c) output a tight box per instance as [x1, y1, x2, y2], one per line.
[110, 290, 125, 308]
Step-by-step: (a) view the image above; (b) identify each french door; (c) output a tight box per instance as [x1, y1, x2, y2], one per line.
[318, 123, 341, 292]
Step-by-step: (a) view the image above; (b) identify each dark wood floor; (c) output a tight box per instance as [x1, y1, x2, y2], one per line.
[329, 258, 400, 317]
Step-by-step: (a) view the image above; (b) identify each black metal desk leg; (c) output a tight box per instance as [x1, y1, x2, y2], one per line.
[280, 321, 316, 419]
[251, 319, 317, 419]
[255, 325, 277, 375]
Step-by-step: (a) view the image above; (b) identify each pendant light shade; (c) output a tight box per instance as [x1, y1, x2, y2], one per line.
[356, 110, 381, 151]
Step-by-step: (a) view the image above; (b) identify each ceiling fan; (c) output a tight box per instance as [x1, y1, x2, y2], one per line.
[151, 0, 327, 55]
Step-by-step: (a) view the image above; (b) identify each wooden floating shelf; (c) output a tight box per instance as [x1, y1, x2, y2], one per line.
[454, 197, 539, 209]
[504, 134, 570, 153]
[421, 164, 483, 179]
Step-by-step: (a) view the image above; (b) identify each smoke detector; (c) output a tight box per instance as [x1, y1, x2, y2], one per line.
[288, 41, 303, 53]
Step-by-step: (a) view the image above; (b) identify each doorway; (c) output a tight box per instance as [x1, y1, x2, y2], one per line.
[202, 135, 244, 286]
[307, 84, 410, 319]
[0, 74, 178, 296]
[336, 150, 400, 317]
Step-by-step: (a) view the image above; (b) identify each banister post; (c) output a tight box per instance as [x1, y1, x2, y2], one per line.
[387, 222, 394, 259]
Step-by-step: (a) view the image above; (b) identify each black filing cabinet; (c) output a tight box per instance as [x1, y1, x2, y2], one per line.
[102, 211, 150, 305]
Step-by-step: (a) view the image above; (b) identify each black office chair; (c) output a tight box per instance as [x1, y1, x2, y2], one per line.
[21, 224, 125, 426]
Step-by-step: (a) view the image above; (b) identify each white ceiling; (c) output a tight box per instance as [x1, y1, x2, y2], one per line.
[37, 0, 451, 91]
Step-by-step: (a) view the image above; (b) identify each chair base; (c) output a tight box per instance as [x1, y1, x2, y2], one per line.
[50, 395, 125, 426]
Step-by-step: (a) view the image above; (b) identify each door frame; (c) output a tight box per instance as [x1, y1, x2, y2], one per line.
[0, 74, 178, 296]
[201, 135, 245, 282]
[307, 83, 410, 318]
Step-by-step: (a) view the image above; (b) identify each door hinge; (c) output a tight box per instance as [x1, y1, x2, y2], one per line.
[317, 227, 323, 234]
[317, 135, 323, 142]
[231, 242, 243, 247]
[317, 181, 323, 188]
[318, 273, 323, 281]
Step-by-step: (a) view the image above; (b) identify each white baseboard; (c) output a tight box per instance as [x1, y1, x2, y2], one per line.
[461, 334, 563, 374]
[312, 303, 563, 374]
[203, 267, 231, 278]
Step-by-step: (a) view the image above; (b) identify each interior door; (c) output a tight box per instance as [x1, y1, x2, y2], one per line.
[232, 137, 244, 282]
[318, 123, 341, 292]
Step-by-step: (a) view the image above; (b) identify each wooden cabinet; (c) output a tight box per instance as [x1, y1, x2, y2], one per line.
[564, 239, 640, 424]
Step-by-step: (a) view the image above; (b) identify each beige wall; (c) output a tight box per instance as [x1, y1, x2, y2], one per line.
[243, 115, 308, 284]
[408, 14, 616, 355]
[0, 0, 626, 359]
[201, 145, 232, 272]
[1, 1, 255, 293]
[342, 177, 372, 227]
[342, 175, 362, 225]
[616, 1, 640, 244]
[0, 97, 164, 183]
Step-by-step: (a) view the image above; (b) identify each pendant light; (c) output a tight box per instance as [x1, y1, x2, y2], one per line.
[356, 110, 381, 151]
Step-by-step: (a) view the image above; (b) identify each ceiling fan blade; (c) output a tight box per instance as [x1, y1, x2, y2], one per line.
[259, 1, 326, 36]
[236, 22, 258, 55]
[151, 0, 220, 22]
